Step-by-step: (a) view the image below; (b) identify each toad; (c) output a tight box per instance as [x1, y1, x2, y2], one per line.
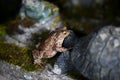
[32, 27, 72, 65]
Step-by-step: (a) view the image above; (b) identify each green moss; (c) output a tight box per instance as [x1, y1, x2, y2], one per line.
[43, 1, 59, 15]
[0, 25, 7, 36]
[0, 42, 43, 71]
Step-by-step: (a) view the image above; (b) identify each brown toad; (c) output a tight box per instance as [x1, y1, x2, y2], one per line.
[32, 27, 71, 65]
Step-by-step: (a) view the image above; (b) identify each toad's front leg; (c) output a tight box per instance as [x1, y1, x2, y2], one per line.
[56, 47, 69, 52]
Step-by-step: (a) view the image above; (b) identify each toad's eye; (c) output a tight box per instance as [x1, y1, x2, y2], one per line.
[63, 32, 67, 34]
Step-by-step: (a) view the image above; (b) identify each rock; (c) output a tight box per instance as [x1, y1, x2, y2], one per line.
[26, 64, 74, 80]
[20, 0, 59, 24]
[0, 75, 9, 80]
[0, 61, 26, 80]
[0, 61, 74, 80]
[53, 26, 120, 80]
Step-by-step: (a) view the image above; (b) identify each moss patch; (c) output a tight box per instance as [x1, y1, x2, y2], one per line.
[0, 42, 43, 71]
[0, 26, 7, 36]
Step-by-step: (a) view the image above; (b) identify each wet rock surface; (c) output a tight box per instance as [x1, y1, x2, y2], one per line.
[54, 26, 120, 80]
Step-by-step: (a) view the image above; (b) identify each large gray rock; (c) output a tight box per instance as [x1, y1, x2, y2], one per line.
[53, 26, 120, 80]
[0, 61, 26, 80]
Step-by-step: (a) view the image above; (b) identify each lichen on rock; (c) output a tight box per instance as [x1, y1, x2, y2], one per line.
[20, 0, 59, 24]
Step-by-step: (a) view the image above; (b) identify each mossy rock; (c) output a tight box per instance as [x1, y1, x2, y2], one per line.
[0, 42, 42, 71]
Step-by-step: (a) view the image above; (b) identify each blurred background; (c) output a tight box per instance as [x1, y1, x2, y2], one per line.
[47, 0, 120, 33]
[0, 0, 120, 33]
[0, 0, 120, 34]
